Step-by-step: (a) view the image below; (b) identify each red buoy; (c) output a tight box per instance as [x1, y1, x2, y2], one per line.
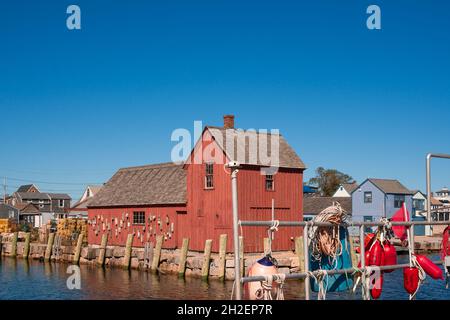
[369, 240, 384, 267]
[358, 251, 371, 268]
[383, 240, 397, 273]
[403, 267, 419, 295]
[441, 227, 450, 259]
[414, 254, 444, 280]
[356, 233, 377, 254]
[370, 272, 383, 300]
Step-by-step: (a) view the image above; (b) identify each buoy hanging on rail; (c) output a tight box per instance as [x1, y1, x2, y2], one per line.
[414, 254, 444, 280]
[404, 267, 420, 295]
[382, 240, 397, 273]
[370, 270, 383, 300]
[246, 256, 279, 300]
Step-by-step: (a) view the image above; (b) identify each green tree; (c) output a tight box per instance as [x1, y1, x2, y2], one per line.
[308, 167, 355, 196]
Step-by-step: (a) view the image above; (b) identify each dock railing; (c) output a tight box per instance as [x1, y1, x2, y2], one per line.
[233, 219, 450, 300]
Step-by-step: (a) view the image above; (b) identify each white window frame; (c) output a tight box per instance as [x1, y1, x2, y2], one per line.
[204, 162, 214, 189]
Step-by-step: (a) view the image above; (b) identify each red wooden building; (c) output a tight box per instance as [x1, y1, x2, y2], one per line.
[88, 115, 306, 253]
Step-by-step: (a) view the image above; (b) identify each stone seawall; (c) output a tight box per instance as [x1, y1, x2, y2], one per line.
[0, 240, 302, 281]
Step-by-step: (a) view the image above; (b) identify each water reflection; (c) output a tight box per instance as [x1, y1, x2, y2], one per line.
[0, 256, 449, 300]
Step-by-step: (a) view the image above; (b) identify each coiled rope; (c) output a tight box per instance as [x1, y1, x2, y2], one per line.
[309, 202, 348, 265]
[308, 270, 329, 300]
[255, 273, 286, 300]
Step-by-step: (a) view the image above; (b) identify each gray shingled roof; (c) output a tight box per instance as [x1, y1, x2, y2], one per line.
[367, 179, 413, 195]
[88, 162, 187, 207]
[206, 127, 306, 169]
[342, 182, 359, 194]
[0, 204, 19, 218]
[48, 193, 72, 200]
[303, 197, 352, 215]
[17, 185, 36, 193]
[16, 192, 51, 200]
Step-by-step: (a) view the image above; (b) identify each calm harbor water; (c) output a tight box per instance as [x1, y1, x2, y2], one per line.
[0, 255, 449, 300]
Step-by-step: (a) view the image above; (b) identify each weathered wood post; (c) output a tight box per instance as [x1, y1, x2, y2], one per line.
[123, 233, 134, 270]
[97, 234, 109, 267]
[0, 234, 3, 257]
[73, 233, 84, 264]
[295, 236, 305, 271]
[151, 235, 163, 274]
[201, 239, 213, 280]
[11, 232, 18, 258]
[23, 232, 31, 259]
[44, 232, 56, 262]
[178, 238, 190, 278]
[239, 236, 244, 277]
[349, 236, 358, 269]
[218, 234, 227, 281]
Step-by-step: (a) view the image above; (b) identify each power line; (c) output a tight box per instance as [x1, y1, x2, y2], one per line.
[1, 183, 85, 193]
[4, 176, 103, 186]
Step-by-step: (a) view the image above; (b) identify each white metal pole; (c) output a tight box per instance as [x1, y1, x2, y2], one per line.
[404, 202, 413, 268]
[231, 168, 242, 300]
[359, 225, 367, 300]
[303, 224, 310, 300]
[271, 199, 275, 241]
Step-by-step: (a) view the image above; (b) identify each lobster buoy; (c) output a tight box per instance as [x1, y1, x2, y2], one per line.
[369, 240, 385, 267]
[403, 267, 419, 294]
[358, 251, 371, 268]
[414, 254, 444, 280]
[383, 240, 397, 273]
[370, 271, 383, 300]
[365, 233, 377, 249]
[356, 233, 377, 254]
[246, 257, 278, 300]
[442, 227, 450, 259]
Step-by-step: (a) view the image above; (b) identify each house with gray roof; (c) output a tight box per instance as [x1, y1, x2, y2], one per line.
[0, 204, 19, 221]
[303, 197, 352, 221]
[351, 178, 413, 228]
[8, 185, 72, 227]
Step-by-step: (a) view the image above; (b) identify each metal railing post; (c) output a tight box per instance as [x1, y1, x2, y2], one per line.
[359, 225, 367, 300]
[231, 167, 242, 300]
[303, 224, 310, 300]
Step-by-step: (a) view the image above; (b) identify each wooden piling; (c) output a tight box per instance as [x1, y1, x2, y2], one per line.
[22, 232, 31, 259]
[97, 234, 108, 267]
[123, 233, 134, 270]
[0, 235, 3, 257]
[239, 236, 244, 277]
[44, 233, 56, 262]
[73, 233, 84, 264]
[11, 232, 18, 258]
[178, 238, 190, 278]
[144, 242, 154, 269]
[349, 236, 358, 268]
[151, 235, 163, 273]
[201, 239, 213, 280]
[295, 236, 305, 271]
[218, 234, 227, 280]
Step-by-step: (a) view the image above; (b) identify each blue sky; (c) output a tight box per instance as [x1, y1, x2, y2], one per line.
[0, 0, 449, 200]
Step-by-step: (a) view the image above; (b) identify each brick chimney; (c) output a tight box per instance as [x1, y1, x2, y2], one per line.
[223, 115, 235, 129]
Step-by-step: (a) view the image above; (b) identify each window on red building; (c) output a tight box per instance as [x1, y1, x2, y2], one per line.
[265, 175, 274, 191]
[133, 211, 145, 224]
[205, 163, 214, 189]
